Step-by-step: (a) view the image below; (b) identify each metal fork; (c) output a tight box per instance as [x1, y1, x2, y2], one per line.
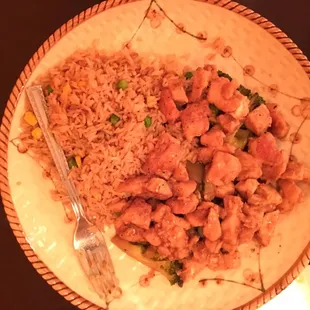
[26, 85, 120, 302]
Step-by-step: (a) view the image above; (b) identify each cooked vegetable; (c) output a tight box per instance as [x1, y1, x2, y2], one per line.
[117, 79, 128, 90]
[75, 155, 82, 168]
[68, 157, 78, 169]
[110, 114, 120, 126]
[24, 111, 38, 126]
[113, 211, 122, 217]
[46, 84, 54, 95]
[232, 129, 251, 149]
[130, 242, 150, 254]
[237, 85, 251, 97]
[249, 92, 266, 111]
[217, 70, 232, 81]
[144, 116, 152, 128]
[160, 260, 184, 286]
[112, 236, 184, 287]
[31, 127, 42, 140]
[186, 161, 204, 183]
[184, 71, 193, 80]
[197, 227, 204, 238]
[209, 104, 222, 123]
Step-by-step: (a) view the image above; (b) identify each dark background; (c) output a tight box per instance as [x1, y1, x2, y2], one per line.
[0, 0, 309, 309]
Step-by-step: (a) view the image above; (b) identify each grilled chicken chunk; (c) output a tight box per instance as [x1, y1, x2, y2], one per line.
[180, 101, 210, 141]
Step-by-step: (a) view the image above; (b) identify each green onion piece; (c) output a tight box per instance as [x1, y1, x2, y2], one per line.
[249, 92, 266, 111]
[233, 129, 251, 149]
[217, 70, 232, 81]
[209, 104, 222, 123]
[209, 104, 220, 116]
[113, 211, 121, 217]
[116, 79, 128, 90]
[184, 71, 193, 80]
[237, 85, 251, 97]
[197, 227, 204, 238]
[46, 85, 54, 95]
[110, 114, 120, 126]
[67, 157, 78, 169]
[144, 116, 152, 128]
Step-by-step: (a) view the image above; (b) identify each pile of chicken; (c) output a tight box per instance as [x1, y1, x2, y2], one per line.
[113, 66, 309, 277]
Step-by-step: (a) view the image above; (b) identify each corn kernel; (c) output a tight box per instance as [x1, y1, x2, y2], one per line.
[23, 111, 37, 126]
[75, 155, 82, 168]
[77, 81, 87, 87]
[63, 83, 72, 95]
[31, 127, 43, 140]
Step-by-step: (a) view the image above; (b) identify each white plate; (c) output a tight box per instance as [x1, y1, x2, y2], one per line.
[1, 0, 310, 309]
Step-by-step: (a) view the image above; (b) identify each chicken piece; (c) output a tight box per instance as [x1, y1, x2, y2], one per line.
[170, 180, 197, 198]
[248, 184, 282, 210]
[143, 132, 181, 179]
[200, 126, 225, 147]
[235, 150, 262, 180]
[151, 203, 170, 222]
[217, 114, 240, 135]
[235, 179, 259, 199]
[198, 147, 214, 164]
[144, 228, 162, 246]
[155, 211, 190, 259]
[262, 150, 289, 181]
[206, 151, 242, 186]
[215, 182, 235, 198]
[166, 193, 199, 214]
[256, 210, 280, 246]
[185, 207, 209, 227]
[120, 198, 152, 229]
[207, 77, 243, 112]
[239, 227, 256, 244]
[245, 104, 272, 136]
[198, 142, 236, 164]
[281, 161, 305, 181]
[221, 195, 243, 246]
[193, 241, 210, 263]
[277, 179, 304, 213]
[108, 200, 128, 212]
[167, 78, 188, 103]
[229, 96, 250, 120]
[117, 224, 145, 243]
[173, 162, 189, 182]
[189, 67, 212, 102]
[158, 88, 180, 122]
[145, 177, 173, 200]
[180, 101, 210, 141]
[204, 239, 223, 254]
[203, 207, 222, 241]
[242, 204, 264, 230]
[202, 181, 216, 201]
[248, 132, 282, 165]
[267, 103, 290, 139]
[117, 175, 149, 196]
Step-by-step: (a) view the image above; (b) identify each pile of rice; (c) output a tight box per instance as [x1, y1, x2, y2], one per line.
[19, 49, 197, 228]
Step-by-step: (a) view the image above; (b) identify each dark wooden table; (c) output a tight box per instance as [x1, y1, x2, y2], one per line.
[0, 0, 309, 309]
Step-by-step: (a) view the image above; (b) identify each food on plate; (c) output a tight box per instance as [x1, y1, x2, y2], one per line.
[18, 49, 308, 287]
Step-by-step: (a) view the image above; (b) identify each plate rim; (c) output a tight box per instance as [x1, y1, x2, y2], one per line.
[1, 0, 310, 309]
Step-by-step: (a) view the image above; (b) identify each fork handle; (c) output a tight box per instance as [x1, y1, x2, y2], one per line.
[26, 85, 86, 220]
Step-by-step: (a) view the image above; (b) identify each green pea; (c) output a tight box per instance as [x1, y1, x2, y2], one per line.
[184, 71, 193, 80]
[116, 79, 128, 90]
[67, 157, 78, 169]
[144, 116, 152, 128]
[46, 85, 54, 95]
[110, 114, 120, 126]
